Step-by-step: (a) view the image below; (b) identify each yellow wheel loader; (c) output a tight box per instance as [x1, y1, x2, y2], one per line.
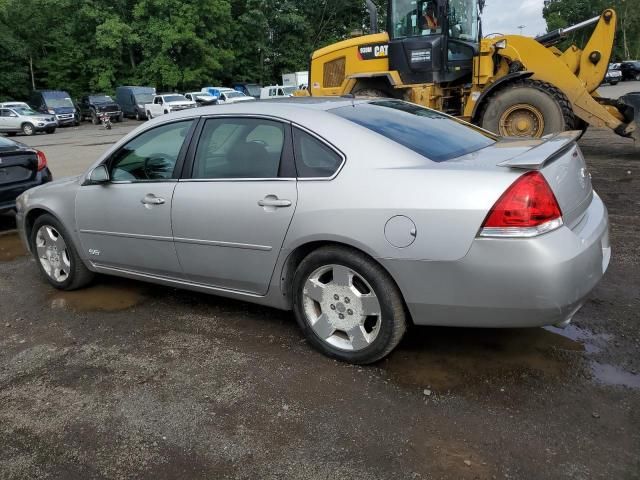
[309, 0, 639, 140]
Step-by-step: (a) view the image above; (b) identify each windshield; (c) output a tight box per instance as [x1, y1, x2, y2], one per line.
[164, 95, 187, 102]
[90, 95, 114, 103]
[135, 93, 155, 104]
[46, 97, 74, 108]
[225, 91, 245, 99]
[448, 0, 479, 41]
[14, 107, 39, 116]
[330, 100, 495, 162]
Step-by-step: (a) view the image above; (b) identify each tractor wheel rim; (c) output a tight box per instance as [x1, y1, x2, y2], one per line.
[499, 104, 545, 138]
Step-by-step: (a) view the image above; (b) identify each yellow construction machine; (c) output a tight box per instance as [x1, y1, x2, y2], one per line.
[309, 0, 639, 140]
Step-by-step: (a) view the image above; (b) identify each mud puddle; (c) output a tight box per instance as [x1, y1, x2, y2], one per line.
[383, 324, 640, 392]
[49, 279, 147, 312]
[0, 231, 27, 261]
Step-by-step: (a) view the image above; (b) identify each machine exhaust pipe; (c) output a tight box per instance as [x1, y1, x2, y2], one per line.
[366, 0, 378, 34]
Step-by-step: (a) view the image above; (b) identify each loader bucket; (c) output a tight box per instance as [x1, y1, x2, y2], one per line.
[618, 92, 640, 141]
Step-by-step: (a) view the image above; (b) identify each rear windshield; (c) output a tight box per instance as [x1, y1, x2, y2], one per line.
[330, 100, 496, 162]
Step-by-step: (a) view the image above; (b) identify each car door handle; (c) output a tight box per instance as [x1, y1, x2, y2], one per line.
[141, 194, 165, 205]
[258, 196, 291, 208]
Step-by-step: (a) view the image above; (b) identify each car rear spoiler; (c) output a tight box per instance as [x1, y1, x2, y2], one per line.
[497, 130, 581, 170]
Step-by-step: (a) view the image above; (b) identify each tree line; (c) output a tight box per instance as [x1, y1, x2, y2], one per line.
[0, 0, 368, 100]
[543, 0, 640, 61]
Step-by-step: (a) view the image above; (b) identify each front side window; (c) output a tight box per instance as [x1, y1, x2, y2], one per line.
[331, 100, 495, 162]
[192, 118, 285, 179]
[293, 128, 342, 178]
[109, 120, 194, 181]
[448, 0, 479, 41]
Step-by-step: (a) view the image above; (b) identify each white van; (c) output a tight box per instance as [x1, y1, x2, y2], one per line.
[259, 85, 298, 100]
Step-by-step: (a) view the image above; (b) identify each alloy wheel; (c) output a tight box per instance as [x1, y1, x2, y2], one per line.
[302, 264, 381, 351]
[35, 225, 71, 283]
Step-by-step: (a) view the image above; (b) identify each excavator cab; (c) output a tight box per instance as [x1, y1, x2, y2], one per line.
[387, 0, 481, 84]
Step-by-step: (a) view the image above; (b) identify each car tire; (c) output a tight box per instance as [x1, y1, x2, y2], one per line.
[135, 109, 141, 121]
[635, 73, 640, 81]
[610, 81, 619, 86]
[91, 111, 99, 125]
[147, 111, 153, 119]
[7, 132, 17, 137]
[30, 213, 94, 291]
[45, 128, 56, 134]
[164, 110, 168, 115]
[117, 114, 123, 122]
[292, 246, 407, 364]
[21, 123, 35, 136]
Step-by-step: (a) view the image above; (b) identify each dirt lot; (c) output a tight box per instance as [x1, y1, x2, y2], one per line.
[1, 89, 639, 479]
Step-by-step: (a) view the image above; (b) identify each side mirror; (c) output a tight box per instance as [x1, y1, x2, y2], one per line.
[87, 165, 109, 184]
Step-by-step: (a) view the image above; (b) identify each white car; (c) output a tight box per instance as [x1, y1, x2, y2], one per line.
[145, 94, 196, 119]
[200, 87, 255, 104]
[0, 101, 30, 110]
[184, 92, 218, 106]
[259, 85, 298, 99]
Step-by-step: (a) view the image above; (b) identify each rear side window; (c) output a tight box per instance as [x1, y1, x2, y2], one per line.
[293, 128, 342, 178]
[330, 100, 495, 162]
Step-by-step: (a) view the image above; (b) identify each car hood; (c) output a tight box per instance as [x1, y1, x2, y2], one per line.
[227, 97, 255, 103]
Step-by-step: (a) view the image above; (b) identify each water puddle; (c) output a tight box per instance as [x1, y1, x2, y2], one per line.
[590, 362, 640, 389]
[382, 327, 583, 392]
[382, 324, 640, 392]
[49, 280, 146, 312]
[0, 231, 27, 262]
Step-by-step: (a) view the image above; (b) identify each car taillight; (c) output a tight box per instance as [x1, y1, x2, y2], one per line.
[36, 150, 47, 171]
[479, 171, 563, 238]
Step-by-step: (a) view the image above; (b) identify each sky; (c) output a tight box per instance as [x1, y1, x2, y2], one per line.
[482, 0, 548, 37]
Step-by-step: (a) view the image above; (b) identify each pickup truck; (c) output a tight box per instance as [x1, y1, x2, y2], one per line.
[145, 94, 196, 119]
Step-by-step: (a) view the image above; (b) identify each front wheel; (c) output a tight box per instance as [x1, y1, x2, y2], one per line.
[147, 111, 153, 119]
[480, 79, 572, 138]
[292, 246, 407, 364]
[30, 214, 94, 290]
[21, 123, 35, 136]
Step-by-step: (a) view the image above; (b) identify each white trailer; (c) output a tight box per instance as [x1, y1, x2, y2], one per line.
[282, 71, 309, 88]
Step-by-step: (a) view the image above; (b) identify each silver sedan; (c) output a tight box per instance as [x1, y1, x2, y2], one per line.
[15, 99, 611, 364]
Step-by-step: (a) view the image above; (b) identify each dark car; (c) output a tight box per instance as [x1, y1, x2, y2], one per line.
[28, 90, 79, 127]
[0, 136, 52, 212]
[620, 61, 640, 81]
[78, 94, 123, 124]
[604, 63, 622, 85]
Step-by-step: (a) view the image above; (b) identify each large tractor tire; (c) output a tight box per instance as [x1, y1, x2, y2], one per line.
[353, 88, 390, 98]
[479, 79, 575, 138]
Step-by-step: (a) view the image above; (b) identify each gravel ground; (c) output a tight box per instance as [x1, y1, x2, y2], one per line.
[0, 88, 639, 479]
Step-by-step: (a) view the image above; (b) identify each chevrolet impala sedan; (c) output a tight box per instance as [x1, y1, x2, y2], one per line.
[15, 99, 611, 364]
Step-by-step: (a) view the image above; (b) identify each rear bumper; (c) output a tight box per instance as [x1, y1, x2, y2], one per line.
[381, 193, 610, 328]
[0, 168, 52, 211]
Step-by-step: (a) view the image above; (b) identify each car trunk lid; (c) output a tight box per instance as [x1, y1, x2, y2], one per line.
[0, 149, 38, 186]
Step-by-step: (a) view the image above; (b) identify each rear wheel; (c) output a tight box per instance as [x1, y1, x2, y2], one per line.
[480, 79, 573, 138]
[21, 123, 35, 136]
[292, 246, 407, 364]
[30, 214, 94, 290]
